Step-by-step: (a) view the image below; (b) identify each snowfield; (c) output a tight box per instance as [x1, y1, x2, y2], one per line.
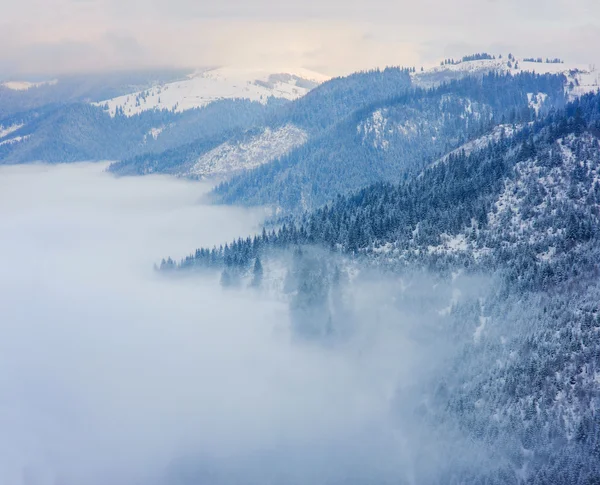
[93, 67, 330, 117]
[187, 124, 308, 177]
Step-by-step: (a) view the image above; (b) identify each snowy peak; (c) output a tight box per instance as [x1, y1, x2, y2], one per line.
[93, 67, 330, 117]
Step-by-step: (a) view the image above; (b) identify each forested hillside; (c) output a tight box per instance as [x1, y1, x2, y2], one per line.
[0, 99, 277, 164]
[214, 72, 567, 211]
[163, 92, 599, 274]
[159, 92, 600, 484]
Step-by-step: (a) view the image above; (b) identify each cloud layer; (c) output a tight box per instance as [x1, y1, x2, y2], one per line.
[1, 0, 599, 76]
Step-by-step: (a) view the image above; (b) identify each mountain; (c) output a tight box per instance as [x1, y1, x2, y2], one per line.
[208, 56, 599, 214]
[1, 79, 58, 91]
[213, 71, 568, 212]
[107, 67, 414, 178]
[93, 67, 330, 117]
[162, 57, 597, 203]
[107, 122, 308, 177]
[119, 57, 594, 214]
[186, 124, 308, 178]
[0, 67, 327, 166]
[160, 92, 600, 484]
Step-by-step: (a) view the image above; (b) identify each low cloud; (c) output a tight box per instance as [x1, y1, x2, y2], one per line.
[0, 163, 495, 484]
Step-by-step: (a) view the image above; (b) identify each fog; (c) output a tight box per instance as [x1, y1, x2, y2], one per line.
[0, 163, 489, 485]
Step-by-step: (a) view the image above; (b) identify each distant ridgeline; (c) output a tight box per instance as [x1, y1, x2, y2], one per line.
[524, 57, 565, 64]
[441, 52, 496, 65]
[0, 69, 192, 119]
[441, 53, 564, 66]
[159, 91, 600, 485]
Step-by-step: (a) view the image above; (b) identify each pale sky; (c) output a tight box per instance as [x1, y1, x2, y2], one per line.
[1, 0, 599, 76]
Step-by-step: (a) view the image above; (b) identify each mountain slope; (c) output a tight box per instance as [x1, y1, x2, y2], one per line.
[169, 93, 600, 271]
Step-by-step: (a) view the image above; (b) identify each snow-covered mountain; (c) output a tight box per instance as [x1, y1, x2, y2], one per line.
[413, 56, 599, 99]
[93, 67, 330, 117]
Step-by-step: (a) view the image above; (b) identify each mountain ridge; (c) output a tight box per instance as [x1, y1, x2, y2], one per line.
[92, 66, 331, 117]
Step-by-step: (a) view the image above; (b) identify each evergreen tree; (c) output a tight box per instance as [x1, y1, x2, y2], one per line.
[250, 257, 264, 287]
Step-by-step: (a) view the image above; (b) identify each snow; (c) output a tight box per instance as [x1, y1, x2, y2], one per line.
[357, 108, 420, 149]
[147, 126, 165, 140]
[0, 135, 30, 146]
[1, 80, 57, 91]
[527, 92, 548, 115]
[429, 58, 508, 75]
[0, 123, 24, 139]
[187, 124, 307, 177]
[357, 109, 391, 149]
[438, 288, 462, 316]
[93, 67, 330, 117]
[143, 126, 168, 144]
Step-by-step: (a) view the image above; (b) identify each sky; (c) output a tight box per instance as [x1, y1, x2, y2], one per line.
[1, 0, 599, 76]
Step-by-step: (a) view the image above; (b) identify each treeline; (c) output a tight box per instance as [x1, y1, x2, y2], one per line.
[440, 53, 496, 66]
[524, 57, 564, 64]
